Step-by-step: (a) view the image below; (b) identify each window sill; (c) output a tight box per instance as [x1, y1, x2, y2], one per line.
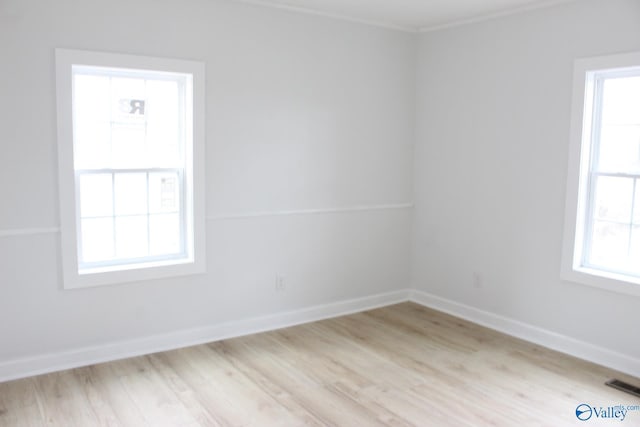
[561, 266, 640, 298]
[64, 258, 205, 290]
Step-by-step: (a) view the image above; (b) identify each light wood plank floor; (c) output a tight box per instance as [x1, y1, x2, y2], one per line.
[1, 302, 639, 426]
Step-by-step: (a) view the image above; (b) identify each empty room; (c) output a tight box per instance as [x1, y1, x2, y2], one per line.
[1, 0, 640, 425]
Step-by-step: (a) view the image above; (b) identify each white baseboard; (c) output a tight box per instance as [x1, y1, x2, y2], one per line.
[408, 289, 640, 379]
[0, 290, 409, 383]
[0, 290, 409, 382]
[2, 288, 638, 383]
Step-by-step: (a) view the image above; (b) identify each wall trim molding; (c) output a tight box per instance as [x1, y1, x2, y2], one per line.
[417, 0, 577, 33]
[0, 203, 414, 239]
[0, 227, 60, 238]
[235, 0, 577, 34]
[207, 203, 414, 221]
[0, 290, 409, 383]
[408, 289, 640, 379]
[235, 0, 416, 33]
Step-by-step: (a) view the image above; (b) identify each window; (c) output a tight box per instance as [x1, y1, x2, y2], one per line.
[56, 49, 205, 289]
[562, 51, 640, 296]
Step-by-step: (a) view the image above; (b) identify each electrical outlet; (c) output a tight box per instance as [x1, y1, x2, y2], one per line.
[275, 274, 286, 291]
[472, 272, 483, 289]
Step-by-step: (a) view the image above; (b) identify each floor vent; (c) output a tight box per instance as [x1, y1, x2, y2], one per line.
[605, 379, 640, 398]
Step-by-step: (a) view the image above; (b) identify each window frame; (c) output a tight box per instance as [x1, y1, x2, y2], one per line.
[56, 49, 206, 289]
[562, 50, 640, 297]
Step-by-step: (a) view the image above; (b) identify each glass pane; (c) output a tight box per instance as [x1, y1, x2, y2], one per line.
[111, 77, 147, 124]
[596, 125, 640, 174]
[81, 218, 114, 263]
[110, 77, 147, 168]
[75, 132, 112, 170]
[114, 173, 147, 216]
[115, 216, 148, 259]
[592, 176, 633, 223]
[73, 74, 111, 169]
[74, 74, 111, 122]
[111, 125, 146, 168]
[149, 172, 180, 214]
[79, 173, 113, 218]
[601, 76, 640, 126]
[146, 80, 181, 167]
[587, 221, 630, 270]
[149, 213, 181, 256]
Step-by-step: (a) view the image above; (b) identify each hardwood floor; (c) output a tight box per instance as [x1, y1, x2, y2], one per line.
[1, 302, 639, 426]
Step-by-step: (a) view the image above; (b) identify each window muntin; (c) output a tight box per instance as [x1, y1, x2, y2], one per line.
[56, 49, 205, 288]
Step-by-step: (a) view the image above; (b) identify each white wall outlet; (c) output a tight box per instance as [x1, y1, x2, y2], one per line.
[472, 272, 483, 289]
[275, 274, 286, 291]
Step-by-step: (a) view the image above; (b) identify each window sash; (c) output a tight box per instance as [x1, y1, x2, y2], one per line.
[71, 68, 187, 171]
[75, 168, 187, 271]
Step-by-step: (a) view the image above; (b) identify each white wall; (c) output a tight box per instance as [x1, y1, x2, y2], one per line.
[3, 0, 640, 381]
[0, 0, 414, 371]
[413, 0, 640, 361]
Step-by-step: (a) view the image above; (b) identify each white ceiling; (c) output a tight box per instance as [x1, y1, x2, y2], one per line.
[239, 0, 576, 32]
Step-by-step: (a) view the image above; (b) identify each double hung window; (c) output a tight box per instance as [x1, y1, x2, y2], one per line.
[56, 49, 205, 289]
[563, 51, 640, 295]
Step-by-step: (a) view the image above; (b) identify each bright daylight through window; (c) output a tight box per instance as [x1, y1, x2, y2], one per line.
[563, 51, 640, 295]
[56, 50, 205, 289]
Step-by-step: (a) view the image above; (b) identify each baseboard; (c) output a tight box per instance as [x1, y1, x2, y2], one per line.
[408, 289, 640, 379]
[0, 290, 410, 383]
[3, 288, 638, 383]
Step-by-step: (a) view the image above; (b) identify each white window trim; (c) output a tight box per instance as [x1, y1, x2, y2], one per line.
[561, 50, 640, 297]
[56, 49, 206, 289]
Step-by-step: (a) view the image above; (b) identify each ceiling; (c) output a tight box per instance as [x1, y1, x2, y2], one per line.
[238, 0, 575, 32]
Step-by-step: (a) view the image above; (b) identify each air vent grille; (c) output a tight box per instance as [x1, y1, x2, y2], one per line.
[605, 379, 640, 398]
